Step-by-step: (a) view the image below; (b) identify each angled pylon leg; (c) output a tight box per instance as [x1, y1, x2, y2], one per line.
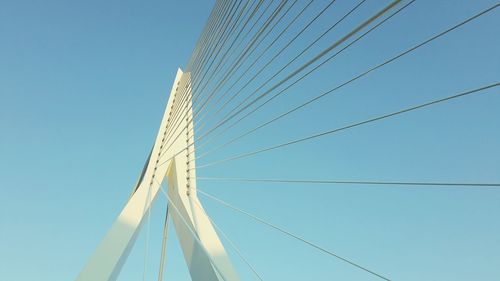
[76, 69, 239, 281]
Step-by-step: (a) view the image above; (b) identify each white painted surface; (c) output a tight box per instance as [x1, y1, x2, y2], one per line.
[76, 69, 239, 281]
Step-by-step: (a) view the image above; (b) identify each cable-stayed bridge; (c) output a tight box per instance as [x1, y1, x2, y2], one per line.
[76, 1, 500, 280]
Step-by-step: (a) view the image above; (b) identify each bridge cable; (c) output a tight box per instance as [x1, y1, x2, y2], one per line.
[168, 0, 273, 139]
[198, 177, 500, 188]
[188, 0, 233, 75]
[194, 0, 401, 143]
[195, 0, 412, 155]
[192, 0, 348, 130]
[191, 0, 286, 125]
[183, 0, 272, 129]
[158, 0, 281, 154]
[192, 0, 277, 106]
[191, 195, 265, 281]
[163, 0, 302, 155]
[159, 0, 235, 141]
[190, 0, 242, 85]
[160, 4, 499, 170]
[166, 0, 372, 157]
[157, 205, 170, 281]
[193, 1, 411, 154]
[191, 0, 273, 94]
[194, 0, 414, 155]
[194, 2, 498, 158]
[193, 0, 355, 135]
[190, 0, 269, 102]
[190, 0, 281, 100]
[197, 188, 392, 281]
[189, 0, 245, 72]
[164, 2, 296, 153]
[190, 0, 252, 101]
[191, 0, 322, 127]
[196, 82, 499, 169]
[193, 0, 302, 117]
[186, 0, 225, 71]
[154, 179, 231, 281]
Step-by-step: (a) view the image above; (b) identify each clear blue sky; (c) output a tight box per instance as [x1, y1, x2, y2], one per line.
[1, 0, 499, 280]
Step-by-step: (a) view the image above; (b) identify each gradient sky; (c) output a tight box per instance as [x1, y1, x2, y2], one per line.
[1, 0, 499, 280]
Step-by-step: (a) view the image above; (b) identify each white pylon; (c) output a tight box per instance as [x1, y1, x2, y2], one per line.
[76, 69, 239, 281]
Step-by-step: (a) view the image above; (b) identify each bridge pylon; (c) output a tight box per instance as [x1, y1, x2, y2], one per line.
[76, 69, 239, 281]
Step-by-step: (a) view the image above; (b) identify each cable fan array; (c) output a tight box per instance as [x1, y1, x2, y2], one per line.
[139, 1, 500, 280]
